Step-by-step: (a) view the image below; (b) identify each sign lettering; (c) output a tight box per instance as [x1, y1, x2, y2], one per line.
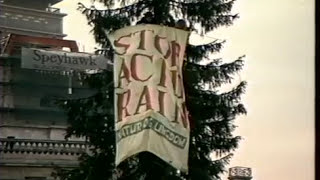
[109, 25, 190, 172]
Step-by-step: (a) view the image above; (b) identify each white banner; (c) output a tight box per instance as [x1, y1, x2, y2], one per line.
[108, 25, 190, 172]
[21, 48, 110, 71]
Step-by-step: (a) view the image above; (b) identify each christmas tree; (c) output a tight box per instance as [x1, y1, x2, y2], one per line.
[57, 0, 246, 179]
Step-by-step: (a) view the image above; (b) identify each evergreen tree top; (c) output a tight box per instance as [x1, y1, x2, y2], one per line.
[56, 1, 247, 180]
[78, 0, 238, 33]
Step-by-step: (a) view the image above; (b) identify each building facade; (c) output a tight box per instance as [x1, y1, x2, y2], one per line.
[0, 0, 66, 39]
[0, 1, 87, 179]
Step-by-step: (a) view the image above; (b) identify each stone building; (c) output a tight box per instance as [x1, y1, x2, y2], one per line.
[0, 0, 88, 179]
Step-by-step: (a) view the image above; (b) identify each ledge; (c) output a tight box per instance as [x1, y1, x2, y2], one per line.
[0, 160, 79, 168]
[0, 138, 87, 156]
[0, 26, 66, 38]
[0, 4, 67, 17]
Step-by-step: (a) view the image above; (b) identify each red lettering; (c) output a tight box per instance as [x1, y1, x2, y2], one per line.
[171, 41, 181, 67]
[117, 59, 131, 88]
[170, 70, 184, 98]
[158, 59, 167, 87]
[114, 34, 131, 55]
[131, 54, 153, 82]
[158, 90, 165, 117]
[176, 73, 184, 98]
[155, 35, 171, 59]
[135, 86, 152, 114]
[117, 90, 131, 122]
[171, 70, 177, 93]
[137, 30, 154, 50]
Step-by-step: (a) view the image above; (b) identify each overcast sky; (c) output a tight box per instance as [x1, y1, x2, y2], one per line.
[55, 0, 314, 179]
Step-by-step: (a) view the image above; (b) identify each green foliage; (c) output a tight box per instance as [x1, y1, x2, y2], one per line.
[57, 0, 246, 180]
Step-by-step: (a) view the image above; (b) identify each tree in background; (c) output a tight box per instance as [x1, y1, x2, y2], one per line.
[56, 0, 246, 179]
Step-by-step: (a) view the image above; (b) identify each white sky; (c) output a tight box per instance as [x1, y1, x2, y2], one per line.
[55, 0, 315, 179]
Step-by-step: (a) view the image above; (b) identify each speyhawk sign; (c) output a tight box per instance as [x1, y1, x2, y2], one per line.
[108, 24, 190, 172]
[21, 48, 110, 71]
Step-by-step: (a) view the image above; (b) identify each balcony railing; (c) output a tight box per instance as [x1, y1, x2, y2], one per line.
[0, 138, 87, 155]
[0, 4, 66, 37]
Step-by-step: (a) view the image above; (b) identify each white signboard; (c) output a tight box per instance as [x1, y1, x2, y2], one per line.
[108, 24, 190, 172]
[21, 48, 110, 71]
